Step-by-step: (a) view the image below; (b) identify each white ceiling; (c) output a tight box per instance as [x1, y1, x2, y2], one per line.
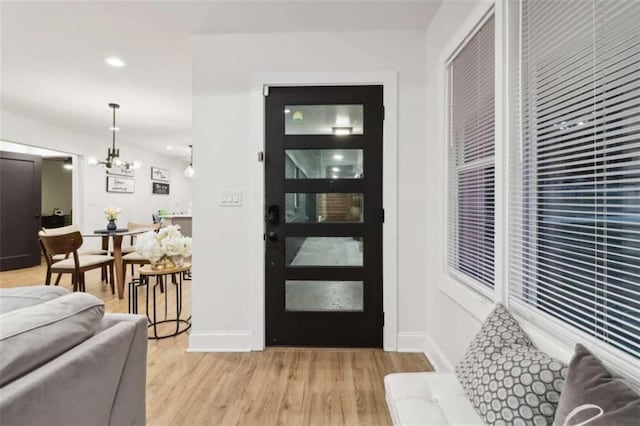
[1, 1, 442, 159]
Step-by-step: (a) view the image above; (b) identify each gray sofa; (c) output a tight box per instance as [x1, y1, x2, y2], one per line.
[0, 286, 147, 426]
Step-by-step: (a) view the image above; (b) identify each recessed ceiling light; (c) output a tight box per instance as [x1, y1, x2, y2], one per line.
[332, 167, 340, 172]
[331, 174, 338, 179]
[166, 145, 173, 150]
[105, 57, 126, 67]
[284, 109, 291, 114]
[333, 154, 343, 160]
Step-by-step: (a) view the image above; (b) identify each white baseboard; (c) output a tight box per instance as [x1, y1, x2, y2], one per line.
[396, 332, 426, 352]
[188, 330, 252, 352]
[423, 334, 454, 372]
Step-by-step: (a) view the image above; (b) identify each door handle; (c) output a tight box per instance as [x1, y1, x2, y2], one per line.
[267, 205, 279, 225]
[267, 231, 278, 241]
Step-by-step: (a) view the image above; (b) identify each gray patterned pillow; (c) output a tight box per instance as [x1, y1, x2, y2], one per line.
[455, 304, 533, 393]
[455, 304, 568, 425]
[475, 346, 568, 425]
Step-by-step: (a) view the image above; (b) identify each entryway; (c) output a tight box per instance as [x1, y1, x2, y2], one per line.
[0, 142, 75, 271]
[264, 85, 384, 347]
[0, 151, 42, 270]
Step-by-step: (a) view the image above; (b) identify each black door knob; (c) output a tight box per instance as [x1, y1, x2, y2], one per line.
[267, 232, 278, 241]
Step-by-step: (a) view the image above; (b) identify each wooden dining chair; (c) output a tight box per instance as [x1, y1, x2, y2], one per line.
[40, 225, 111, 285]
[39, 230, 115, 293]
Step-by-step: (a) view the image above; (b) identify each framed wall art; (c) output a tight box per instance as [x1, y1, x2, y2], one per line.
[152, 182, 170, 195]
[106, 164, 136, 177]
[106, 176, 135, 193]
[151, 166, 170, 182]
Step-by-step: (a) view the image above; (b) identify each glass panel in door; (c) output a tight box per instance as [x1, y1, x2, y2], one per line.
[285, 149, 364, 179]
[285, 280, 364, 312]
[284, 105, 364, 135]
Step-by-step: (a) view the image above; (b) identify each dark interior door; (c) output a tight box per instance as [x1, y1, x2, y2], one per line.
[265, 85, 384, 347]
[0, 151, 42, 271]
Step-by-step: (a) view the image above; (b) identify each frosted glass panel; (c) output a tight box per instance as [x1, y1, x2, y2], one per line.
[286, 237, 363, 267]
[285, 280, 364, 312]
[285, 105, 363, 135]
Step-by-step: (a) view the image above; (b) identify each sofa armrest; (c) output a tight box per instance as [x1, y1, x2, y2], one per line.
[102, 313, 148, 426]
[0, 318, 145, 426]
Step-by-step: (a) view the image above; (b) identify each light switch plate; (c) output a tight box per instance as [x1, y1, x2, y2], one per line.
[219, 189, 243, 207]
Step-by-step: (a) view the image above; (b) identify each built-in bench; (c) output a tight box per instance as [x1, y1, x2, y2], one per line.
[385, 306, 640, 426]
[385, 372, 482, 425]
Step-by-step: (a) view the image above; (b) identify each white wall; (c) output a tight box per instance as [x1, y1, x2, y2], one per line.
[1, 110, 192, 249]
[423, 1, 495, 371]
[191, 30, 427, 351]
[41, 159, 73, 215]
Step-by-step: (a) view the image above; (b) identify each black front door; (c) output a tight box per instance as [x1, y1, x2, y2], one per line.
[0, 151, 42, 271]
[265, 85, 384, 347]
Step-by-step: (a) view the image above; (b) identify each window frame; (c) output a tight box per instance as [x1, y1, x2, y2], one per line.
[437, 0, 640, 387]
[444, 5, 498, 301]
[505, 0, 640, 386]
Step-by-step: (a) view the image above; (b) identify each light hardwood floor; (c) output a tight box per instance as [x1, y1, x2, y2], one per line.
[0, 261, 432, 425]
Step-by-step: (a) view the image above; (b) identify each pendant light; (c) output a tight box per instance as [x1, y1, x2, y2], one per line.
[184, 144, 194, 178]
[91, 103, 141, 170]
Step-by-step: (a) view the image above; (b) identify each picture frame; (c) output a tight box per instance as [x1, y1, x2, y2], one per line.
[152, 182, 170, 195]
[106, 176, 135, 193]
[151, 166, 170, 182]
[106, 164, 136, 177]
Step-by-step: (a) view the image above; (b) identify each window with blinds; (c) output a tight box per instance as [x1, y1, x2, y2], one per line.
[509, 0, 640, 360]
[447, 13, 495, 290]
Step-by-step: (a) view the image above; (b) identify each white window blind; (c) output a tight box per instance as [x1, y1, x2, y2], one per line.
[509, 0, 640, 360]
[447, 13, 495, 289]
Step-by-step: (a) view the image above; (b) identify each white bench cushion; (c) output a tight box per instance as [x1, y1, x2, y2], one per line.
[385, 372, 482, 426]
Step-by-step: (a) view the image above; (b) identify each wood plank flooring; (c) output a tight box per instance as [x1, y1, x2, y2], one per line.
[0, 261, 433, 425]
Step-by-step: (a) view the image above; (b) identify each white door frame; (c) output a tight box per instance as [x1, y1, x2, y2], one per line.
[248, 72, 399, 351]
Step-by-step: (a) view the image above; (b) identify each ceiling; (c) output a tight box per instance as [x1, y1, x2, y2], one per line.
[1, 1, 442, 159]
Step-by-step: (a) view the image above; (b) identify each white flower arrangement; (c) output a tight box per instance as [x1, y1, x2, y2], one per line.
[104, 205, 122, 221]
[135, 225, 192, 262]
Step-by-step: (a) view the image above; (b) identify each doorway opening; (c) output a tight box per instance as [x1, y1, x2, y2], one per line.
[0, 141, 75, 271]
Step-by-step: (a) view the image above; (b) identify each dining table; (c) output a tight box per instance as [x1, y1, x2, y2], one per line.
[83, 228, 154, 299]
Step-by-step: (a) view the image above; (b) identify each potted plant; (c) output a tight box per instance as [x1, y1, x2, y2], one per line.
[104, 205, 122, 231]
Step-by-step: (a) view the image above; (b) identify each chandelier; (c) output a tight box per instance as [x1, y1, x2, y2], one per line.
[90, 103, 140, 170]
